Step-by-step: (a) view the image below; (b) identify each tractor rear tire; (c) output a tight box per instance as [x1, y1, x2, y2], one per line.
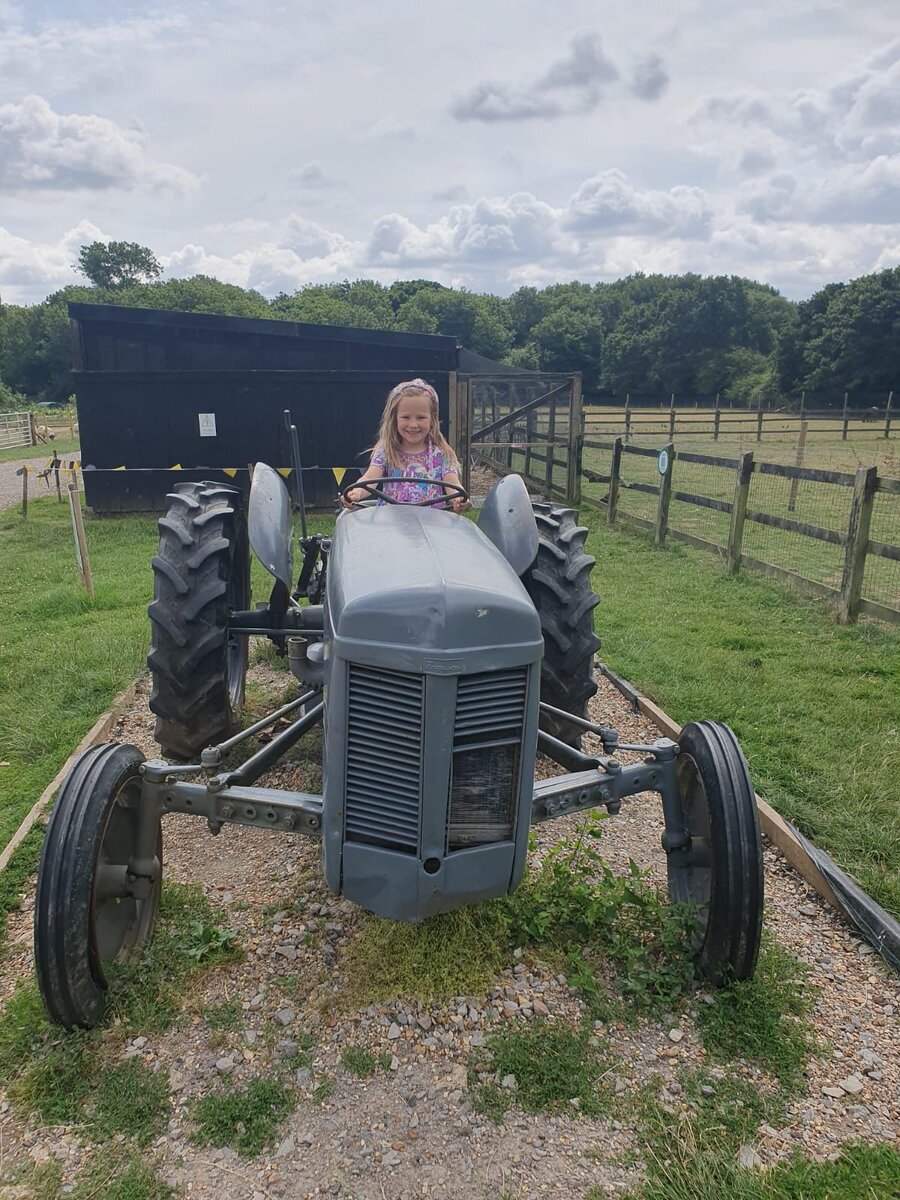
[148, 481, 250, 760]
[523, 503, 601, 745]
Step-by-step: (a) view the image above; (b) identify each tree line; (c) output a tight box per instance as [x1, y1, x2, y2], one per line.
[1, 241, 897, 409]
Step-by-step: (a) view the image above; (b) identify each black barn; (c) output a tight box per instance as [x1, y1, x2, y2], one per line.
[70, 303, 460, 513]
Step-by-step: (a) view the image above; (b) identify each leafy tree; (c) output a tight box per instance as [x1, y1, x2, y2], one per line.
[530, 307, 603, 388]
[76, 241, 162, 290]
[799, 268, 900, 397]
[395, 288, 512, 359]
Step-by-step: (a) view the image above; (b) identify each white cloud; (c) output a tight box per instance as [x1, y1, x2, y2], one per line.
[0, 220, 106, 291]
[564, 171, 713, 239]
[0, 95, 199, 194]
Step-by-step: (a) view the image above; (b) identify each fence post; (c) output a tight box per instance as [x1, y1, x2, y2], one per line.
[624, 394, 631, 442]
[68, 483, 95, 600]
[841, 392, 850, 441]
[566, 374, 583, 505]
[756, 395, 764, 442]
[460, 381, 471, 491]
[838, 465, 877, 624]
[20, 467, 28, 519]
[668, 393, 676, 440]
[713, 393, 721, 441]
[608, 438, 622, 525]
[885, 391, 893, 439]
[799, 390, 805, 421]
[726, 452, 754, 573]
[545, 395, 557, 495]
[787, 421, 808, 513]
[524, 405, 534, 481]
[654, 442, 674, 547]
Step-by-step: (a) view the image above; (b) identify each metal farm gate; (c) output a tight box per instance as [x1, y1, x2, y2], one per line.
[455, 373, 582, 502]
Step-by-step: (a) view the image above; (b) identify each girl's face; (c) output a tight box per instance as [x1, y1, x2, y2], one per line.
[395, 392, 433, 450]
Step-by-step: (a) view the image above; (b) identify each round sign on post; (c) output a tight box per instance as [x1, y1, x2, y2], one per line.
[657, 447, 669, 476]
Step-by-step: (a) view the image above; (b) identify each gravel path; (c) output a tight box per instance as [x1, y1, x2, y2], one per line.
[0, 454, 81, 512]
[0, 667, 897, 1200]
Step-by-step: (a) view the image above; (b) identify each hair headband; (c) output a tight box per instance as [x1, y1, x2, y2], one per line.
[389, 378, 438, 405]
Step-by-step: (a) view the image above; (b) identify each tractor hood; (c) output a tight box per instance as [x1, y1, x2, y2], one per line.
[327, 506, 542, 658]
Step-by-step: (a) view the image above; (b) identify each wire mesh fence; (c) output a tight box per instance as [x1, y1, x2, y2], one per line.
[864, 486, 900, 611]
[575, 436, 900, 625]
[468, 375, 575, 500]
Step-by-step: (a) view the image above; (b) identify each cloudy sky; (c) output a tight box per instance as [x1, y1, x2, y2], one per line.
[1, 0, 898, 305]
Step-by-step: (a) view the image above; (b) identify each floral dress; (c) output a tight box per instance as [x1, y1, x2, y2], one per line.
[369, 442, 454, 504]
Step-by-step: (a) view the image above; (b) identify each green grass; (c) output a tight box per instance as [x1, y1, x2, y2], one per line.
[583, 515, 900, 918]
[205, 1000, 243, 1031]
[629, 1075, 900, 1200]
[83, 1058, 171, 1146]
[67, 1150, 173, 1200]
[697, 938, 815, 1092]
[339, 904, 509, 1007]
[0, 882, 239, 1129]
[0, 1148, 172, 1200]
[470, 1020, 611, 1121]
[0, 436, 80, 464]
[0, 498, 158, 853]
[190, 1077, 294, 1157]
[0, 823, 45, 951]
[340, 1045, 391, 1076]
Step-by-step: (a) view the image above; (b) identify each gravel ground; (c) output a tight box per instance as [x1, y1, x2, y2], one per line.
[0, 665, 897, 1200]
[0, 455, 80, 511]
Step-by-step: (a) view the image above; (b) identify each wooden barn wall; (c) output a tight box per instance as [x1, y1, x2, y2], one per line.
[76, 370, 451, 513]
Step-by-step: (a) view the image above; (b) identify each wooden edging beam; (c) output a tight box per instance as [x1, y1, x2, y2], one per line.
[0, 676, 143, 873]
[596, 662, 843, 913]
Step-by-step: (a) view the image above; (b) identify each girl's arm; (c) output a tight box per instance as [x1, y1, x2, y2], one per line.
[441, 467, 471, 512]
[342, 444, 389, 506]
[341, 461, 388, 507]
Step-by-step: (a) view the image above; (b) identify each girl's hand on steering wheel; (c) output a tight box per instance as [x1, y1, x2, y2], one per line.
[341, 487, 365, 508]
[448, 494, 471, 513]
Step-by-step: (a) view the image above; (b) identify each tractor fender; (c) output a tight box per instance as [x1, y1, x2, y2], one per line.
[249, 462, 294, 587]
[477, 473, 539, 576]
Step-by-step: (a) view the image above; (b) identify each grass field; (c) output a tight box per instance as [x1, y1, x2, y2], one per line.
[584, 513, 900, 919]
[583, 406, 899, 476]
[0, 437, 81, 464]
[494, 409, 900, 614]
[0, 496, 325, 852]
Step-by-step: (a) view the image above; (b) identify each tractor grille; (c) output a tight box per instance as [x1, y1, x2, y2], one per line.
[448, 668, 528, 849]
[345, 665, 423, 854]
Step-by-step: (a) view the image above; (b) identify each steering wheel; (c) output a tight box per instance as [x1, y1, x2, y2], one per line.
[340, 477, 470, 508]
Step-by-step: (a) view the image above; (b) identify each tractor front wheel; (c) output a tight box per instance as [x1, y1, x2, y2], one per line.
[148, 481, 250, 759]
[522, 503, 601, 745]
[668, 721, 763, 983]
[34, 743, 161, 1028]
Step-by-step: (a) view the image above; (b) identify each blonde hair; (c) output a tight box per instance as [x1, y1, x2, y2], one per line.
[375, 378, 460, 471]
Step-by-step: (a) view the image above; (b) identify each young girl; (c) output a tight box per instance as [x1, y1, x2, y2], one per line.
[342, 378, 470, 511]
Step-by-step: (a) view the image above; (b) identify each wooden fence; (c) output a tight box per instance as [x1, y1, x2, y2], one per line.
[578, 438, 900, 626]
[584, 393, 894, 444]
[0, 411, 31, 450]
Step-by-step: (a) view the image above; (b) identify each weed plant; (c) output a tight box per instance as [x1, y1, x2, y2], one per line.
[505, 817, 696, 1015]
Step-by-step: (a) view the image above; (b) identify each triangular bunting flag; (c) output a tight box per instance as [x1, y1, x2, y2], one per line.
[332, 467, 347, 487]
[223, 468, 237, 477]
[277, 467, 293, 478]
